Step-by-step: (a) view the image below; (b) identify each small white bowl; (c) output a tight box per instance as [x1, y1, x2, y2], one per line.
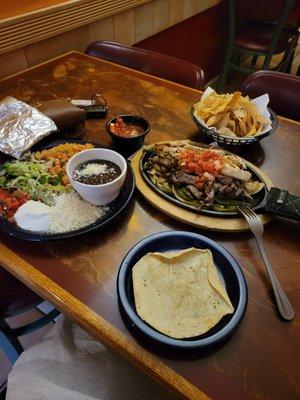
[66, 148, 127, 206]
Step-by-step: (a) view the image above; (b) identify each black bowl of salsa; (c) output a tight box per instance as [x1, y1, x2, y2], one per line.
[106, 115, 150, 153]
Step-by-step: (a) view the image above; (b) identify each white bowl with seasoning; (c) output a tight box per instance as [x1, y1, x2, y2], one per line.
[66, 148, 127, 206]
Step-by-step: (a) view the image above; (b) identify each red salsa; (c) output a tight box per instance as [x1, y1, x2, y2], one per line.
[110, 117, 144, 137]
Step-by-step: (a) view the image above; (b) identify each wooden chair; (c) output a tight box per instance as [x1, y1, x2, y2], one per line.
[242, 70, 300, 121]
[0, 267, 60, 394]
[85, 41, 205, 90]
[216, 0, 298, 91]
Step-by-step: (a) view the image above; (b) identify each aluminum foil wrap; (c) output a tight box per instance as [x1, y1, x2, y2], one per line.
[0, 96, 57, 158]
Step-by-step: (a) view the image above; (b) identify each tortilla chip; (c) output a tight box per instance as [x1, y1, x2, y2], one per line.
[218, 126, 236, 137]
[206, 112, 226, 127]
[227, 91, 241, 107]
[215, 112, 230, 130]
[233, 108, 247, 119]
[248, 113, 258, 136]
[195, 90, 270, 138]
[237, 118, 247, 135]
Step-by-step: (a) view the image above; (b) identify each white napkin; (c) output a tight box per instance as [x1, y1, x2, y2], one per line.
[6, 315, 173, 400]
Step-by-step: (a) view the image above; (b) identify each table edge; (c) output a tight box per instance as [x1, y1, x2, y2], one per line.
[0, 241, 210, 400]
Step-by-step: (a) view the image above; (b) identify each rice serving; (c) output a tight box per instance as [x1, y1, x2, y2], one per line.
[48, 191, 107, 233]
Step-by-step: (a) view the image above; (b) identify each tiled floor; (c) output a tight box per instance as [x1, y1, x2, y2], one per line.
[0, 308, 55, 396]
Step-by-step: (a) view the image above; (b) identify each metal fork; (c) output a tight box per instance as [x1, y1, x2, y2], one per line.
[238, 206, 294, 321]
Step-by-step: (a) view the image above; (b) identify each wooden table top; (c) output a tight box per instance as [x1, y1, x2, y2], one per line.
[0, 51, 299, 400]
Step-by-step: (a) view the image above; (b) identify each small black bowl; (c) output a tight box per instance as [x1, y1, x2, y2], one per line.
[106, 115, 150, 153]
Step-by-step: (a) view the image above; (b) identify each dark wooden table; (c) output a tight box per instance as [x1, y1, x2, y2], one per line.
[0, 51, 299, 400]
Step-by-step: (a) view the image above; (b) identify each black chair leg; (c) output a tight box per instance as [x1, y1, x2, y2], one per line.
[251, 55, 259, 66]
[285, 37, 298, 73]
[0, 319, 23, 365]
[0, 306, 59, 366]
[1, 308, 60, 337]
[216, 60, 231, 92]
[0, 383, 7, 400]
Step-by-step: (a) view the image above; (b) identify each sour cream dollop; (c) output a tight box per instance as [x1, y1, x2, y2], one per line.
[14, 200, 52, 233]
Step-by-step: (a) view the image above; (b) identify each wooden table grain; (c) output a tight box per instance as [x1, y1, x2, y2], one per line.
[0, 51, 299, 400]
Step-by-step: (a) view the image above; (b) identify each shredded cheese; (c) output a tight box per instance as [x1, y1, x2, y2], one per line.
[75, 163, 109, 177]
[48, 192, 107, 233]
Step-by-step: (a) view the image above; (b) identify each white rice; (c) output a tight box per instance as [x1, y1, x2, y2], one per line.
[48, 191, 108, 233]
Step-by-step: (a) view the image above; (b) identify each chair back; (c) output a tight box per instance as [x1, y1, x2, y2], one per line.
[242, 70, 300, 121]
[236, 0, 292, 22]
[85, 41, 205, 90]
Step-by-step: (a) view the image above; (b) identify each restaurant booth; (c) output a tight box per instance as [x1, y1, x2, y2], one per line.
[0, 1, 299, 400]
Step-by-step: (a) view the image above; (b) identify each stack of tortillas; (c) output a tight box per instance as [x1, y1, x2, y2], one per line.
[132, 248, 234, 339]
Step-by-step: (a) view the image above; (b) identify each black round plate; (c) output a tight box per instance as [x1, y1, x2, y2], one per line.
[117, 231, 248, 351]
[140, 144, 267, 217]
[0, 139, 135, 241]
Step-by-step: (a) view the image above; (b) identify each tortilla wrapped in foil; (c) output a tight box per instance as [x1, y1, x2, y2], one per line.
[0, 97, 57, 158]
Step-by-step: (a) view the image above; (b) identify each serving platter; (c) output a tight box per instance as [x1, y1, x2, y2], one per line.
[131, 140, 273, 232]
[117, 231, 248, 352]
[0, 139, 135, 241]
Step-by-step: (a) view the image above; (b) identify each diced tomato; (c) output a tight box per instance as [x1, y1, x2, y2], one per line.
[187, 161, 196, 170]
[0, 189, 7, 201]
[0, 188, 30, 219]
[180, 149, 224, 179]
[18, 195, 29, 206]
[8, 198, 20, 210]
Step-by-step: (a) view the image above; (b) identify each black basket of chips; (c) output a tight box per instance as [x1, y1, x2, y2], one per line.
[191, 89, 278, 146]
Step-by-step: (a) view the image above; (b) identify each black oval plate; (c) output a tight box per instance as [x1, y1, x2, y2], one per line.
[0, 139, 135, 241]
[140, 143, 267, 217]
[117, 231, 247, 351]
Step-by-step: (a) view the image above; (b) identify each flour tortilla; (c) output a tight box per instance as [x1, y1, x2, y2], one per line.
[132, 248, 234, 339]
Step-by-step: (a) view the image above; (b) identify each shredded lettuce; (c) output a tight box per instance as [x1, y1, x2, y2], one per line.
[0, 160, 67, 205]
